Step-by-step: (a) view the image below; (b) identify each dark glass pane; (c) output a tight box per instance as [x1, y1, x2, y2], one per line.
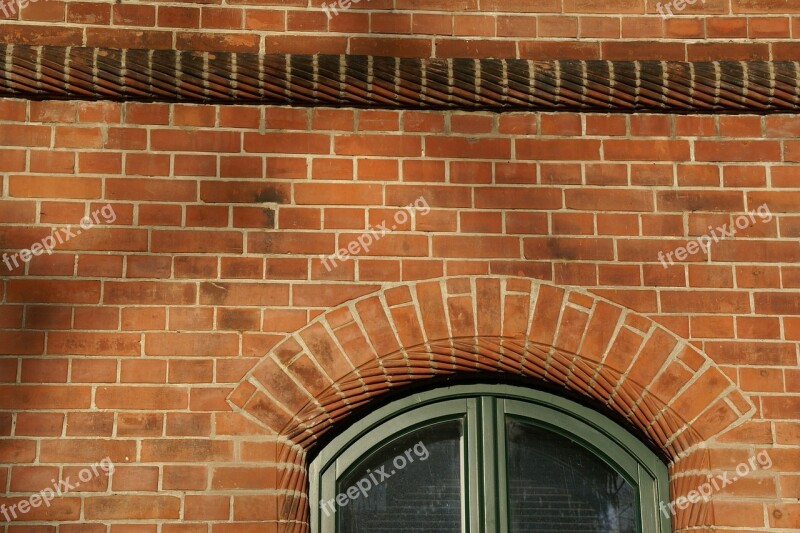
[506, 418, 637, 533]
[334, 420, 462, 533]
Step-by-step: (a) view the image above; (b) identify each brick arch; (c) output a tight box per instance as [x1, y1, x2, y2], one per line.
[227, 275, 755, 532]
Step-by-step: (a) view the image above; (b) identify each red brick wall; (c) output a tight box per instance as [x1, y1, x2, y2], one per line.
[1, 0, 799, 59]
[1, 1, 799, 532]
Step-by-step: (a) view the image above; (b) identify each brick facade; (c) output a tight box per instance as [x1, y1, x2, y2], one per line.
[1, 1, 799, 532]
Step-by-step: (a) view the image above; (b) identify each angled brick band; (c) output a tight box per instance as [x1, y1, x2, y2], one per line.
[1, 45, 799, 112]
[226, 275, 756, 532]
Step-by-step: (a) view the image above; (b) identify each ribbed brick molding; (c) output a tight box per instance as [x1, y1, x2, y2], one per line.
[227, 276, 756, 533]
[2, 45, 800, 112]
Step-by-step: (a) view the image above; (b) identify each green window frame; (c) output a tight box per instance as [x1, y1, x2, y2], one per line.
[309, 384, 672, 533]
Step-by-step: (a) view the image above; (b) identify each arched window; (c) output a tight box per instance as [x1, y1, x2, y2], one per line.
[309, 384, 671, 533]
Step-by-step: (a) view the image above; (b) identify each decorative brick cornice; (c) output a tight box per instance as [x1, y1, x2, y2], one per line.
[1, 44, 799, 112]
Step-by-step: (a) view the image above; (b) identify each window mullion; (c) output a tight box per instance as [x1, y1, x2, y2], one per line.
[478, 396, 502, 533]
[465, 398, 481, 533]
[495, 398, 509, 533]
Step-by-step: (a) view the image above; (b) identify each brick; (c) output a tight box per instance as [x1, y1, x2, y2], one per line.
[112, 4, 156, 26]
[566, 189, 653, 211]
[104, 282, 196, 305]
[199, 282, 289, 306]
[265, 35, 346, 54]
[755, 292, 800, 315]
[117, 413, 163, 437]
[604, 42, 685, 60]
[30, 151, 75, 174]
[475, 187, 561, 209]
[0, 440, 37, 462]
[524, 237, 614, 261]
[159, 6, 201, 28]
[0, 149, 26, 172]
[0, 332, 44, 355]
[335, 134, 420, 156]
[96, 386, 188, 410]
[141, 439, 233, 462]
[126, 103, 169, 125]
[151, 130, 240, 152]
[169, 360, 214, 384]
[7, 280, 99, 304]
[696, 140, 781, 162]
[245, 9, 284, 31]
[58, 228, 148, 253]
[386, 185, 471, 209]
[218, 107, 260, 130]
[71, 359, 117, 383]
[146, 333, 240, 357]
[211, 467, 277, 489]
[111, 466, 160, 491]
[10, 465, 60, 490]
[748, 191, 800, 213]
[15, 412, 64, 436]
[245, 132, 329, 154]
[294, 183, 382, 205]
[107, 178, 196, 201]
[661, 290, 751, 313]
[762, 396, 800, 419]
[220, 257, 264, 278]
[66, 412, 114, 436]
[402, 159, 445, 182]
[186, 495, 230, 520]
[292, 284, 380, 307]
[461, 211, 503, 233]
[121, 359, 167, 383]
[433, 235, 519, 258]
[121, 308, 165, 331]
[175, 154, 217, 177]
[351, 37, 433, 57]
[657, 190, 744, 212]
[712, 241, 800, 263]
[604, 140, 690, 161]
[67, 2, 111, 24]
[54, 126, 103, 149]
[163, 465, 207, 489]
[39, 439, 135, 463]
[21, 358, 68, 382]
[220, 156, 262, 178]
[177, 32, 259, 53]
[521, 41, 600, 59]
[201, 7, 243, 29]
[85, 496, 180, 520]
[200, 181, 290, 204]
[152, 230, 242, 253]
[167, 413, 212, 436]
[517, 139, 600, 160]
[10, 175, 100, 199]
[705, 341, 796, 365]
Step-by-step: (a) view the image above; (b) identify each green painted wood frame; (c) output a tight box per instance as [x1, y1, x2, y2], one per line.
[308, 384, 672, 533]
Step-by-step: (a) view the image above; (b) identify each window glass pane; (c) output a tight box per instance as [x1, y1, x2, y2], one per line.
[506, 418, 637, 533]
[335, 420, 462, 533]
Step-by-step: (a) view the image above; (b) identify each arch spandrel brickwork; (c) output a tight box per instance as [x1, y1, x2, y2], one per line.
[226, 275, 757, 532]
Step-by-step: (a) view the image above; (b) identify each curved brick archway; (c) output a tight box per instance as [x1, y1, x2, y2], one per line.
[227, 275, 756, 532]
